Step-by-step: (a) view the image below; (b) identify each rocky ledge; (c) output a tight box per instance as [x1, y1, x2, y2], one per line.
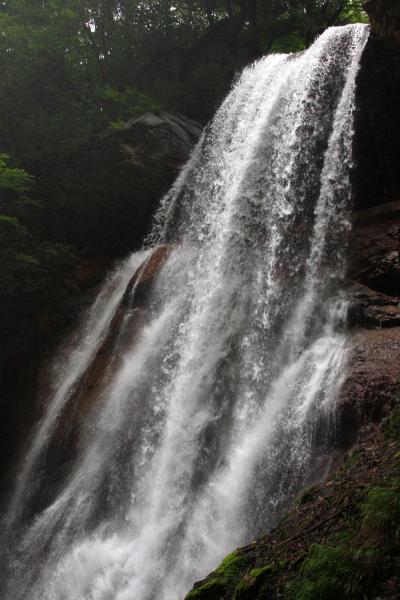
[340, 205, 400, 443]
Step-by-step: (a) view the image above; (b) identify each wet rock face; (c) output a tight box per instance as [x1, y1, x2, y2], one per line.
[342, 209, 400, 443]
[37, 112, 202, 256]
[343, 0, 400, 441]
[62, 246, 172, 428]
[353, 1, 400, 209]
[30, 246, 173, 516]
[342, 329, 400, 427]
[349, 213, 400, 296]
[347, 282, 400, 329]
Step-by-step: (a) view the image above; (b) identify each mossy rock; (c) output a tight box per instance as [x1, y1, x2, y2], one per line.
[185, 552, 249, 600]
[186, 579, 227, 599]
[233, 565, 277, 599]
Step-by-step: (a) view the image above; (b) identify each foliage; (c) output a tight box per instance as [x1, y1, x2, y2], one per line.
[339, 0, 368, 24]
[0, 153, 31, 194]
[234, 565, 278, 599]
[104, 86, 161, 129]
[0, 155, 75, 321]
[287, 544, 367, 600]
[287, 477, 400, 600]
[0, 0, 369, 168]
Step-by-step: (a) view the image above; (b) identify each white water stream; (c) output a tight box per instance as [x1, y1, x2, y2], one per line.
[1, 24, 368, 600]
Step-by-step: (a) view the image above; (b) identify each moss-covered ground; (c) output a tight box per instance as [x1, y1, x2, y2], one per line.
[185, 401, 400, 600]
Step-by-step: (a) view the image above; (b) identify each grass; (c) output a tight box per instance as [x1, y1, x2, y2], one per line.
[286, 476, 400, 600]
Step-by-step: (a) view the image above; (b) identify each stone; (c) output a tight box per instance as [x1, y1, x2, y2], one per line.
[346, 281, 400, 328]
[339, 328, 400, 438]
[36, 112, 202, 256]
[349, 214, 400, 296]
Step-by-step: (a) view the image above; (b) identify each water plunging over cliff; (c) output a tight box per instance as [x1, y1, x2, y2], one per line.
[1, 24, 368, 600]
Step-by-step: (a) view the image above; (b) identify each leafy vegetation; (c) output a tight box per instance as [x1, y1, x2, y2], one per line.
[287, 544, 372, 599]
[0, 0, 367, 168]
[287, 478, 400, 599]
[0, 155, 74, 313]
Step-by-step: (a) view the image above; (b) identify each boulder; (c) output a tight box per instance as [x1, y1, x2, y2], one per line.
[338, 328, 400, 443]
[346, 281, 400, 328]
[349, 212, 400, 296]
[30, 246, 174, 513]
[37, 112, 202, 256]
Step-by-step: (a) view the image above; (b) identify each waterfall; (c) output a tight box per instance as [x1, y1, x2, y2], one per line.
[1, 24, 368, 600]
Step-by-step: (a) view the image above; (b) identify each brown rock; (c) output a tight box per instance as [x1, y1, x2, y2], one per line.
[68, 245, 173, 420]
[36, 112, 202, 255]
[349, 214, 400, 296]
[38, 245, 174, 497]
[346, 281, 400, 328]
[122, 245, 172, 307]
[339, 328, 400, 439]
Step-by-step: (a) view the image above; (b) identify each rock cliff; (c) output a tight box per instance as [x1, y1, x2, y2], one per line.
[184, 1, 400, 597]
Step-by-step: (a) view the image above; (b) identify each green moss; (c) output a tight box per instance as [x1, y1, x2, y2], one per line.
[234, 565, 277, 599]
[185, 579, 227, 600]
[185, 551, 248, 600]
[214, 551, 246, 580]
[286, 544, 366, 600]
[361, 478, 400, 545]
[286, 476, 400, 600]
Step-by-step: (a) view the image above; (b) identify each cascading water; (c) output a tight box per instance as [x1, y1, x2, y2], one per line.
[1, 24, 368, 600]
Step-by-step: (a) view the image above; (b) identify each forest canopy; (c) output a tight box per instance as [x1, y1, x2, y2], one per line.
[0, 0, 367, 166]
[0, 0, 367, 351]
